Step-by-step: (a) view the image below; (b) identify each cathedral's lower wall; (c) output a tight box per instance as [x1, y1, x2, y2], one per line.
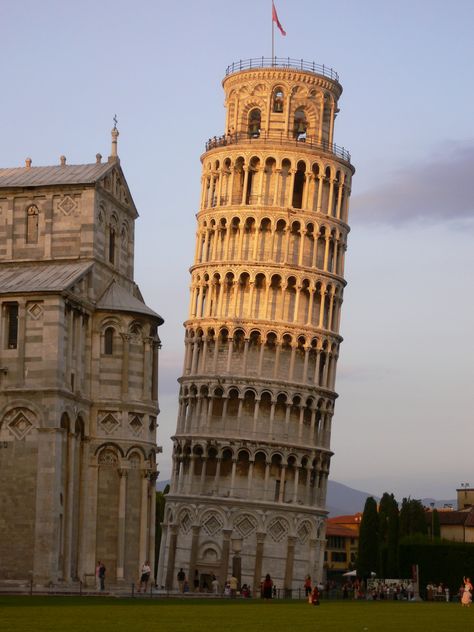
[0, 427, 38, 579]
[158, 496, 326, 594]
[0, 392, 158, 586]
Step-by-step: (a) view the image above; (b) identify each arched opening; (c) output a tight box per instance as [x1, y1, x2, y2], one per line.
[248, 108, 261, 138]
[292, 161, 306, 209]
[293, 108, 307, 140]
[246, 157, 260, 205]
[104, 327, 115, 355]
[273, 87, 284, 113]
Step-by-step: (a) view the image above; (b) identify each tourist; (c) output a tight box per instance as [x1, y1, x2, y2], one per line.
[211, 574, 219, 594]
[138, 561, 151, 593]
[229, 574, 238, 598]
[193, 570, 200, 592]
[99, 561, 106, 591]
[95, 561, 101, 591]
[262, 573, 273, 600]
[311, 585, 320, 606]
[304, 575, 312, 598]
[177, 568, 185, 593]
[461, 576, 472, 607]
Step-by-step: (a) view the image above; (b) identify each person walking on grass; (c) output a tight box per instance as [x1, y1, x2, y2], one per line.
[461, 576, 472, 607]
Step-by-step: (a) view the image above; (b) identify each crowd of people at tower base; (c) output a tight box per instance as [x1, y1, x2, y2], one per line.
[156, 567, 472, 605]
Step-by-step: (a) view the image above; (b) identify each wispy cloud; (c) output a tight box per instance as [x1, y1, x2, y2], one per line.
[351, 141, 474, 225]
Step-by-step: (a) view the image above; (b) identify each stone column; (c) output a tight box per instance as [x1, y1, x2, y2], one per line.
[116, 469, 128, 582]
[284, 536, 296, 594]
[77, 438, 96, 582]
[278, 465, 286, 503]
[152, 341, 159, 401]
[241, 167, 249, 205]
[148, 473, 157, 584]
[219, 529, 232, 585]
[63, 431, 76, 581]
[156, 523, 168, 588]
[121, 333, 130, 396]
[138, 472, 150, 572]
[264, 461, 271, 501]
[188, 526, 200, 588]
[142, 337, 151, 400]
[229, 459, 237, 497]
[165, 525, 178, 589]
[253, 532, 266, 597]
[273, 168, 281, 206]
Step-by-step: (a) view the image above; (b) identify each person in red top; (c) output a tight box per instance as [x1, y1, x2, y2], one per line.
[304, 575, 312, 598]
[262, 574, 273, 600]
[311, 585, 320, 606]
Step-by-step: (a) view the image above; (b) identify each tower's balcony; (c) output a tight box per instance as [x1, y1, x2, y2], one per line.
[205, 130, 351, 163]
[225, 57, 339, 82]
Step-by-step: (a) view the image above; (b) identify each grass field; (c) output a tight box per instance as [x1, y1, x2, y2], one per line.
[0, 597, 471, 632]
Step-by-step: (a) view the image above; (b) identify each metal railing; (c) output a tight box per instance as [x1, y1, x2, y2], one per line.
[225, 58, 339, 82]
[205, 130, 351, 162]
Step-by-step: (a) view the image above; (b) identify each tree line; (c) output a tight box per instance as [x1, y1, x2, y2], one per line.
[357, 493, 440, 579]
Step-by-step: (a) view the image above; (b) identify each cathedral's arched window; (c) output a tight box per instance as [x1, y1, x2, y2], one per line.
[248, 108, 261, 138]
[273, 87, 284, 113]
[5, 302, 19, 349]
[104, 327, 114, 355]
[26, 205, 39, 244]
[108, 226, 115, 264]
[293, 108, 307, 140]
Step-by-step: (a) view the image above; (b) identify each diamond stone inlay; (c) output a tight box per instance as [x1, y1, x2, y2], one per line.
[202, 514, 222, 536]
[99, 412, 120, 434]
[8, 412, 33, 440]
[58, 195, 77, 215]
[297, 521, 311, 544]
[235, 515, 256, 538]
[268, 519, 288, 543]
[180, 512, 192, 534]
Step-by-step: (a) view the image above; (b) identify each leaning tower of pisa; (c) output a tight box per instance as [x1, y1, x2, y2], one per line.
[157, 58, 354, 594]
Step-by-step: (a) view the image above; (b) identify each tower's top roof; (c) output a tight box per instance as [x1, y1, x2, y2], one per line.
[225, 57, 339, 82]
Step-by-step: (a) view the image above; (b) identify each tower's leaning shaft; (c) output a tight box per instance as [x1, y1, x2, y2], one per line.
[158, 58, 354, 593]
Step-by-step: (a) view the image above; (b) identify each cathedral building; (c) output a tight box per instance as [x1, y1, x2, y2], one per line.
[0, 129, 163, 586]
[157, 58, 354, 593]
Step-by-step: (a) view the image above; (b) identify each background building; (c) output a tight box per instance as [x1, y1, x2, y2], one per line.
[0, 130, 163, 586]
[158, 57, 354, 593]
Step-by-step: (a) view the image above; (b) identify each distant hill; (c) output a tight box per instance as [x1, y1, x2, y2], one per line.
[157, 479, 171, 492]
[326, 480, 378, 516]
[156, 478, 456, 515]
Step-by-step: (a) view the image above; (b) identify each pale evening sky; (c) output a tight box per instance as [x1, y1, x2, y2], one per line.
[1, 0, 473, 499]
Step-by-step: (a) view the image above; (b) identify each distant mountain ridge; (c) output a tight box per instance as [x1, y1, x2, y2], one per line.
[156, 479, 456, 516]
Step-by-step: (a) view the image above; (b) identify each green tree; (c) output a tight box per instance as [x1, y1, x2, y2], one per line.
[399, 498, 428, 539]
[154, 484, 170, 578]
[357, 496, 378, 579]
[378, 492, 399, 577]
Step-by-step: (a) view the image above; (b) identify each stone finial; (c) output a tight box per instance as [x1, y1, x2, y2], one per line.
[96, 153, 102, 164]
[60, 155, 66, 166]
[25, 157, 32, 169]
[109, 114, 119, 163]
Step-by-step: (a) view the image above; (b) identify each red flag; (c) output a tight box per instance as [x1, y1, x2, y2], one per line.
[272, 1, 286, 36]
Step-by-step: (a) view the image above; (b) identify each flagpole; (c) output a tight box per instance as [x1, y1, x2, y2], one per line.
[271, 0, 275, 63]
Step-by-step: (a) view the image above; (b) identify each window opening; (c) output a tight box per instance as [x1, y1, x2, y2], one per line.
[273, 88, 284, 113]
[26, 205, 39, 244]
[6, 303, 19, 349]
[104, 327, 114, 355]
[293, 109, 307, 141]
[248, 109, 261, 138]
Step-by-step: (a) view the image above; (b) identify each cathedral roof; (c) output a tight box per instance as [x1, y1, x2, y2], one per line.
[0, 261, 93, 293]
[0, 163, 114, 188]
[96, 279, 163, 323]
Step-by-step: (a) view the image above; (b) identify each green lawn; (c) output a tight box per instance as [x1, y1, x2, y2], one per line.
[0, 597, 471, 632]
